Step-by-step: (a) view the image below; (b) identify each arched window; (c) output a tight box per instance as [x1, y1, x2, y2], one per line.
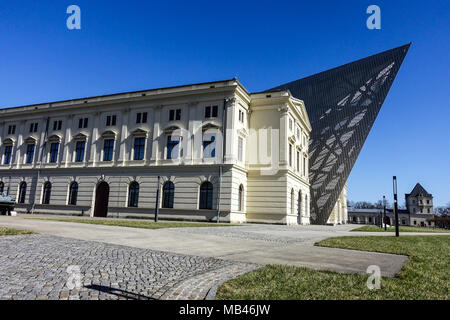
[42, 182, 52, 204]
[298, 191, 302, 216]
[162, 181, 175, 208]
[305, 195, 308, 217]
[18, 182, 27, 204]
[128, 181, 139, 207]
[199, 181, 213, 210]
[290, 189, 295, 215]
[238, 184, 244, 211]
[68, 182, 78, 205]
[0, 181, 4, 194]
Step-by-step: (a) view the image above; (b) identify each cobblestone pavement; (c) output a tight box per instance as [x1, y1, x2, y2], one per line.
[0, 234, 259, 300]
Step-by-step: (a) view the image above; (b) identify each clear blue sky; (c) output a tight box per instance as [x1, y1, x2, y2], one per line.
[0, 1, 449, 206]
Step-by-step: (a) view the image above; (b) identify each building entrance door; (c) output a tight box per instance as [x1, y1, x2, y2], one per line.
[94, 181, 109, 217]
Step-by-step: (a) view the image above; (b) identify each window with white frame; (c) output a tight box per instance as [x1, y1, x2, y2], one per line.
[237, 136, 243, 162]
[169, 109, 181, 121]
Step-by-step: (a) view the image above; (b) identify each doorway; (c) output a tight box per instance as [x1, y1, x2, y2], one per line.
[94, 181, 109, 217]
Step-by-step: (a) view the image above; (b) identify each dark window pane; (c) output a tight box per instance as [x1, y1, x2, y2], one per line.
[69, 182, 78, 205]
[78, 118, 83, 128]
[42, 182, 51, 204]
[103, 139, 114, 161]
[106, 116, 111, 126]
[176, 109, 181, 120]
[18, 182, 26, 203]
[169, 110, 175, 121]
[112, 115, 117, 126]
[166, 135, 179, 159]
[75, 141, 86, 162]
[49, 143, 59, 163]
[128, 182, 139, 207]
[136, 113, 141, 124]
[83, 118, 88, 128]
[133, 138, 145, 160]
[199, 182, 213, 209]
[26, 144, 35, 164]
[212, 105, 218, 117]
[4, 145, 12, 164]
[142, 112, 147, 123]
[205, 106, 211, 118]
[162, 181, 174, 208]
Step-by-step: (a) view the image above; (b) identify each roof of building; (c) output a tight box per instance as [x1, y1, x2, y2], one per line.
[387, 209, 410, 214]
[348, 208, 383, 214]
[406, 183, 432, 198]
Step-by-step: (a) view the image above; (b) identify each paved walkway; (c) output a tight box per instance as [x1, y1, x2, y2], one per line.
[1, 215, 447, 300]
[0, 234, 258, 300]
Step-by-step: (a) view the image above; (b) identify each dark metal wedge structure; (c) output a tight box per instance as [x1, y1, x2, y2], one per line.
[270, 44, 411, 224]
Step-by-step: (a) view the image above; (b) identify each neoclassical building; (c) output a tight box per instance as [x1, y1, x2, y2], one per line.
[0, 79, 312, 225]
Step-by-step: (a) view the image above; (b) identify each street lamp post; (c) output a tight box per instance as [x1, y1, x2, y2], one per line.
[155, 175, 160, 222]
[383, 195, 387, 231]
[393, 176, 399, 237]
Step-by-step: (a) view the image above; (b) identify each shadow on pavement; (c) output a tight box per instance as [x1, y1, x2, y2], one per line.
[85, 284, 155, 300]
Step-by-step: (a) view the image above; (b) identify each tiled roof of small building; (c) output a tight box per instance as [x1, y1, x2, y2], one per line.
[406, 183, 432, 197]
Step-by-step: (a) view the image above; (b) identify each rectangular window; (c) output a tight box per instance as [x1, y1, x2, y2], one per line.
[203, 136, 216, 158]
[4, 145, 12, 164]
[53, 120, 62, 131]
[49, 143, 59, 163]
[106, 115, 116, 126]
[303, 157, 306, 175]
[166, 135, 180, 159]
[296, 151, 300, 172]
[238, 110, 244, 123]
[8, 125, 16, 135]
[103, 139, 114, 161]
[78, 118, 88, 129]
[133, 137, 145, 160]
[289, 144, 292, 167]
[205, 106, 211, 118]
[26, 144, 35, 164]
[238, 137, 243, 162]
[29, 123, 38, 133]
[176, 109, 181, 120]
[212, 105, 218, 117]
[169, 110, 175, 121]
[75, 141, 86, 162]
[136, 112, 147, 124]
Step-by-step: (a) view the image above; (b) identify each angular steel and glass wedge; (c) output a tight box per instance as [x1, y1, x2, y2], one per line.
[270, 44, 411, 224]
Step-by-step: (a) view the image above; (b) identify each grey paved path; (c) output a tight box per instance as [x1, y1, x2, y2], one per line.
[0, 234, 258, 300]
[1, 214, 439, 277]
[2, 214, 447, 300]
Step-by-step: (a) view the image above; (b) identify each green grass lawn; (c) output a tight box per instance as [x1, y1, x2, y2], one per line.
[0, 227, 35, 236]
[216, 235, 450, 300]
[351, 225, 450, 233]
[26, 217, 238, 229]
